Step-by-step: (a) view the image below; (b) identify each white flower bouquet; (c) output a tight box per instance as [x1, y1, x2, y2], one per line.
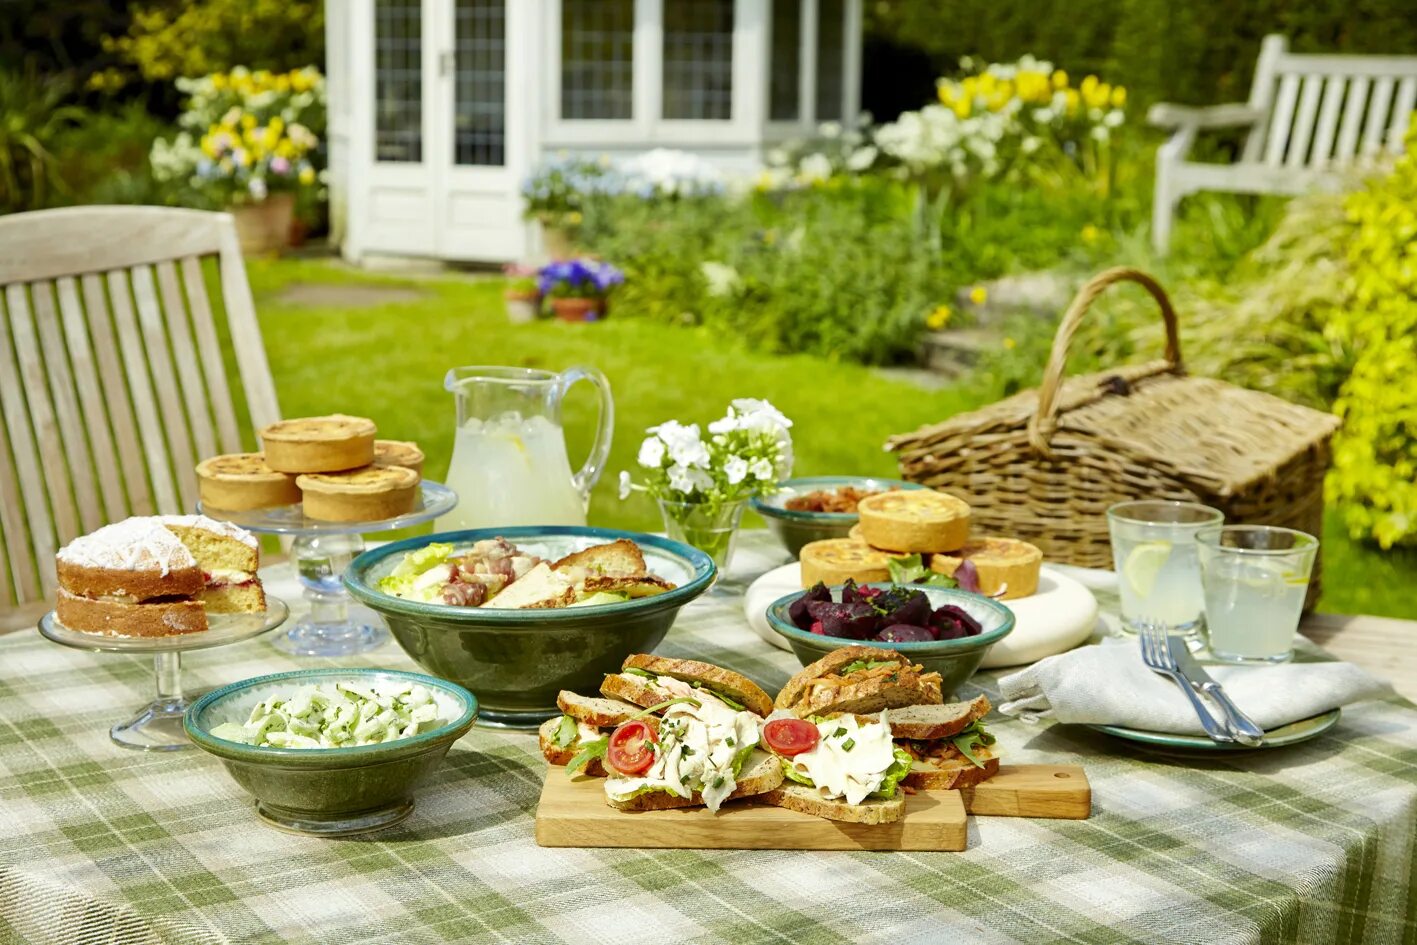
[621, 399, 794, 567]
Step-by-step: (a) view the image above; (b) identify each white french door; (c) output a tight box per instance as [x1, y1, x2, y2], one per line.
[365, 0, 530, 261]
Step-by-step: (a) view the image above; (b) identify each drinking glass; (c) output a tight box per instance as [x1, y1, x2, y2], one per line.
[1107, 500, 1224, 636]
[1197, 525, 1317, 664]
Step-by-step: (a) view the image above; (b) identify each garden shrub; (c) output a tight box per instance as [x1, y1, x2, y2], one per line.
[107, 0, 323, 82]
[0, 69, 87, 213]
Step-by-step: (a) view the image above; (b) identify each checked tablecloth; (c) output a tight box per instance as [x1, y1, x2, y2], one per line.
[2, 532, 1415, 945]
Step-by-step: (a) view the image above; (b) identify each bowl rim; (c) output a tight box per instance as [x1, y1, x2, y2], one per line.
[184, 668, 479, 761]
[343, 525, 716, 622]
[765, 582, 1015, 650]
[749, 476, 928, 523]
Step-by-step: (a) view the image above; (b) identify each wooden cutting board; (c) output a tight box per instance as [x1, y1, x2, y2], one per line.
[534, 764, 1089, 852]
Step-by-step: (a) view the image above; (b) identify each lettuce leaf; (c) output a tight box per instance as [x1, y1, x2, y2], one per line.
[565, 736, 608, 777]
[552, 714, 578, 749]
[730, 742, 758, 777]
[886, 554, 958, 589]
[872, 748, 915, 799]
[779, 758, 815, 788]
[951, 720, 995, 769]
[377, 543, 455, 600]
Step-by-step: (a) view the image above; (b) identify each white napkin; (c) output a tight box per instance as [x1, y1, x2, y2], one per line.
[997, 640, 1393, 734]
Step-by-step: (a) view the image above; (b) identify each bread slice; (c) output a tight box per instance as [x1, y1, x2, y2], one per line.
[902, 748, 1000, 790]
[774, 645, 911, 710]
[556, 691, 642, 727]
[581, 575, 677, 597]
[857, 490, 970, 554]
[552, 540, 648, 579]
[621, 654, 773, 716]
[536, 717, 607, 777]
[600, 672, 667, 710]
[853, 695, 991, 740]
[759, 783, 905, 824]
[798, 539, 892, 588]
[484, 562, 577, 609]
[794, 671, 943, 717]
[604, 750, 784, 811]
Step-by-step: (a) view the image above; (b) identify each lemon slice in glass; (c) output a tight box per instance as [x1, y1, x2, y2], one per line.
[1123, 541, 1172, 597]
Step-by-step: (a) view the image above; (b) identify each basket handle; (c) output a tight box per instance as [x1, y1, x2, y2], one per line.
[1026, 267, 1184, 457]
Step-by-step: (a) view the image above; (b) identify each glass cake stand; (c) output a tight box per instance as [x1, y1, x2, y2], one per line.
[199, 481, 457, 658]
[38, 601, 290, 752]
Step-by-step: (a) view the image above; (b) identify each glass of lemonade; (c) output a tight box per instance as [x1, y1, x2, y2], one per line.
[1107, 500, 1224, 636]
[1197, 525, 1317, 664]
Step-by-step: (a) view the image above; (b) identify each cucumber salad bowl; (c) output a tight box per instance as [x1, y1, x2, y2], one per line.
[344, 526, 717, 729]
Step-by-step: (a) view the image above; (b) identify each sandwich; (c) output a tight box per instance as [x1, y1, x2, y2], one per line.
[888, 695, 999, 789]
[539, 691, 643, 777]
[772, 645, 943, 717]
[568, 655, 782, 812]
[758, 710, 914, 824]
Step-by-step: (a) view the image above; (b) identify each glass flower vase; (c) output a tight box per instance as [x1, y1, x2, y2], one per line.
[657, 497, 747, 575]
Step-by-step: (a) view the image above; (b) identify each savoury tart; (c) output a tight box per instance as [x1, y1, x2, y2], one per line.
[260, 414, 377, 473]
[856, 490, 971, 554]
[373, 439, 425, 477]
[296, 464, 420, 522]
[196, 452, 301, 511]
[798, 538, 893, 588]
[930, 537, 1043, 599]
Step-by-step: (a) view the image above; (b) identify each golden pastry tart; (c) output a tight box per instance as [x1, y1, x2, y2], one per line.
[856, 490, 970, 554]
[799, 539, 893, 588]
[260, 414, 376, 473]
[373, 439, 424, 477]
[930, 537, 1044, 600]
[296, 465, 419, 522]
[196, 452, 301, 511]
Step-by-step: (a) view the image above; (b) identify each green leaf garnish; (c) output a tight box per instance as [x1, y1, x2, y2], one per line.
[839, 659, 899, 675]
[886, 554, 958, 589]
[565, 737, 608, 777]
[950, 720, 996, 769]
[623, 667, 657, 680]
[552, 714, 578, 749]
[842, 738, 855, 752]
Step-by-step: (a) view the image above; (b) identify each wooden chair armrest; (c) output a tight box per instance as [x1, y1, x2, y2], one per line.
[1147, 103, 1264, 131]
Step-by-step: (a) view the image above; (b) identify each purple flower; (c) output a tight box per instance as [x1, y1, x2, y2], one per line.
[537, 258, 624, 299]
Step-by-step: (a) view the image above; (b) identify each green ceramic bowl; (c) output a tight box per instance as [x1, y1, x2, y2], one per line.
[750, 476, 928, 558]
[345, 527, 716, 730]
[184, 668, 477, 837]
[766, 583, 1015, 697]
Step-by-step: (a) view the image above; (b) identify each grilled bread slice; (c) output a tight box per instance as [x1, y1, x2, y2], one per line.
[604, 750, 784, 811]
[775, 645, 943, 717]
[902, 746, 1000, 790]
[552, 539, 649, 579]
[856, 490, 970, 554]
[759, 783, 906, 824]
[620, 654, 773, 716]
[260, 414, 376, 473]
[536, 717, 607, 777]
[600, 672, 667, 710]
[556, 691, 642, 728]
[853, 695, 991, 740]
[774, 645, 911, 709]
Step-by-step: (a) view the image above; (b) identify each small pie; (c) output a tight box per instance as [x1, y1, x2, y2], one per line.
[930, 537, 1044, 600]
[799, 539, 893, 588]
[196, 453, 301, 511]
[297, 465, 420, 522]
[856, 490, 971, 554]
[260, 415, 376, 473]
[373, 439, 424, 477]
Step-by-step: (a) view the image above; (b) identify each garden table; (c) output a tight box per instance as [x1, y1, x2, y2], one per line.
[2, 532, 1415, 945]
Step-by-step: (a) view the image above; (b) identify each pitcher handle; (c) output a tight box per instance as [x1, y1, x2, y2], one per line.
[558, 366, 614, 502]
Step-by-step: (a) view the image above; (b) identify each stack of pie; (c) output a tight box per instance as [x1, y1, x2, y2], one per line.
[55, 515, 265, 637]
[196, 414, 424, 522]
[799, 490, 1044, 600]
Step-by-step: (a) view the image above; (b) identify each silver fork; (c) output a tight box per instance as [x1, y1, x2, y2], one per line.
[1138, 620, 1234, 744]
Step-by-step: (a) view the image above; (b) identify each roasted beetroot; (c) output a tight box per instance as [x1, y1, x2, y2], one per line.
[877, 624, 935, 643]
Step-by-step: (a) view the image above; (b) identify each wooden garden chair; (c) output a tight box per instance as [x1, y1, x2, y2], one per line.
[1149, 34, 1417, 252]
[0, 206, 281, 630]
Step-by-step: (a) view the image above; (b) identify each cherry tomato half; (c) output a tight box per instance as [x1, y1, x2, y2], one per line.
[762, 718, 820, 757]
[606, 719, 658, 775]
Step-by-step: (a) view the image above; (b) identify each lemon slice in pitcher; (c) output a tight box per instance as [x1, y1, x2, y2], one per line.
[1123, 541, 1172, 597]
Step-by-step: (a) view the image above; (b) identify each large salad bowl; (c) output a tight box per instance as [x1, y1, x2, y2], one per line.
[345, 526, 716, 729]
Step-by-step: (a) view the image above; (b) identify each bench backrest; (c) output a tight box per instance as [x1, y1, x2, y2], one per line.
[0, 206, 281, 610]
[1243, 34, 1417, 171]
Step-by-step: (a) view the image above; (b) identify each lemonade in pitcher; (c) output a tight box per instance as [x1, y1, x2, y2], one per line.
[436, 367, 613, 531]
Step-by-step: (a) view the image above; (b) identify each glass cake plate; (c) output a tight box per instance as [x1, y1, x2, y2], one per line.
[38, 600, 290, 752]
[198, 481, 457, 658]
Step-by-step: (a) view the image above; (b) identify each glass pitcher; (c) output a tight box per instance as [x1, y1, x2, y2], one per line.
[437, 366, 613, 530]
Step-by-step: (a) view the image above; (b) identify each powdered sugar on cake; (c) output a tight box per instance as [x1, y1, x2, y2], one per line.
[57, 518, 196, 575]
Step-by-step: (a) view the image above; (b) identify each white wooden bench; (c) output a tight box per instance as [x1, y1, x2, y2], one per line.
[1149, 34, 1417, 252]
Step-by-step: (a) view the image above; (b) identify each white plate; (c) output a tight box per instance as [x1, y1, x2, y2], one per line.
[744, 563, 1099, 668]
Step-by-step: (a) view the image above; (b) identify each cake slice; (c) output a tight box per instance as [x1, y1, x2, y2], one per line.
[159, 515, 265, 614]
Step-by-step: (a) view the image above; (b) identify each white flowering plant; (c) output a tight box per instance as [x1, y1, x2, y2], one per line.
[620, 399, 794, 511]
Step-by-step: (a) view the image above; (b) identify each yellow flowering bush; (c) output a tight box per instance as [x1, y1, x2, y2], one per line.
[150, 67, 324, 206]
[1326, 127, 1417, 547]
[107, 0, 323, 84]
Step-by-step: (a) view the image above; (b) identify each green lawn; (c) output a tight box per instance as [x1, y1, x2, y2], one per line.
[245, 257, 1417, 619]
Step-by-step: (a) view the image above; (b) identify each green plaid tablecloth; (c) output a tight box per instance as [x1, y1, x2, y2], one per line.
[2, 532, 1415, 945]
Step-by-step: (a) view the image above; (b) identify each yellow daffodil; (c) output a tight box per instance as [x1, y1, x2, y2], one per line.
[298, 166, 316, 186]
[969, 286, 988, 306]
[1081, 224, 1101, 244]
[952, 97, 972, 119]
[1052, 69, 1068, 90]
[926, 305, 952, 330]
[1064, 88, 1080, 115]
[1111, 85, 1127, 108]
[937, 84, 954, 107]
[211, 73, 227, 91]
[1003, 337, 1017, 350]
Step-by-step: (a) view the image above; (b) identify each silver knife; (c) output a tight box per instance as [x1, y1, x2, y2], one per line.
[1167, 636, 1265, 746]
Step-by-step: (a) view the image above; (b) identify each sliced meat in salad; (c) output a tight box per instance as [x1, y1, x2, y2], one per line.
[377, 538, 676, 609]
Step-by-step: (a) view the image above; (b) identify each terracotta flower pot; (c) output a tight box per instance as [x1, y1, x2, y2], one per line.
[504, 292, 541, 324]
[231, 192, 296, 255]
[550, 297, 603, 323]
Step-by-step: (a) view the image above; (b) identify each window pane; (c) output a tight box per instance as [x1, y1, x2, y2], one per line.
[663, 0, 734, 120]
[769, 0, 800, 121]
[375, 0, 422, 162]
[561, 0, 635, 120]
[455, 0, 505, 166]
[815, 0, 844, 122]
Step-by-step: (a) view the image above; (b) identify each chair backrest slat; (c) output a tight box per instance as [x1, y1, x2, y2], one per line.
[80, 271, 154, 517]
[1361, 77, 1396, 160]
[1263, 73, 1302, 167]
[1386, 77, 1415, 152]
[1333, 75, 1371, 165]
[181, 257, 243, 454]
[0, 206, 281, 610]
[1308, 76, 1347, 168]
[30, 279, 103, 533]
[1284, 74, 1325, 168]
[57, 276, 127, 523]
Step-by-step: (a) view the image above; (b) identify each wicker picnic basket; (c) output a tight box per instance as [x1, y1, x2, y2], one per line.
[885, 267, 1341, 604]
